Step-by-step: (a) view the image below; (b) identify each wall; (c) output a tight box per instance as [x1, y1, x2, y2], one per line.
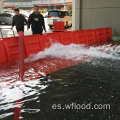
[0, 0, 3, 10]
[73, 0, 120, 35]
[72, 0, 81, 30]
[3, 0, 72, 8]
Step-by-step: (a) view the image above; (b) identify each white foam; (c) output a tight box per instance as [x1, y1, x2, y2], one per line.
[25, 43, 120, 63]
[0, 79, 47, 105]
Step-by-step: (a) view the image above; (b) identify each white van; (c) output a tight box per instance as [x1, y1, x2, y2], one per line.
[45, 10, 72, 29]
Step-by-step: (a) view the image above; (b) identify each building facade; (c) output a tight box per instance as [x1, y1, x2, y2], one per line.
[3, 0, 72, 8]
[72, 0, 120, 35]
[3, 0, 120, 35]
[0, 0, 3, 10]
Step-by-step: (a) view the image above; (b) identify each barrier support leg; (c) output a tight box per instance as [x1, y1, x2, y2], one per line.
[14, 99, 21, 120]
[18, 32, 25, 81]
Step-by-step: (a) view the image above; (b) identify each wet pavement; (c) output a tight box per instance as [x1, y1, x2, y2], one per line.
[0, 44, 120, 120]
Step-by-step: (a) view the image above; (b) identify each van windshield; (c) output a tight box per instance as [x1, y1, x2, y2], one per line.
[48, 11, 69, 17]
[0, 13, 12, 25]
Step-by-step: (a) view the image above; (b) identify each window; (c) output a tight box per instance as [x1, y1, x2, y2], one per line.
[48, 11, 69, 17]
[48, 11, 59, 17]
[0, 13, 12, 25]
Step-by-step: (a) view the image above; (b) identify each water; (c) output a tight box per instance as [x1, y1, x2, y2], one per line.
[0, 43, 120, 120]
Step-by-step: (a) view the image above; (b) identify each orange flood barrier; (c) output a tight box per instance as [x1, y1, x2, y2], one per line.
[53, 21, 65, 32]
[0, 28, 112, 65]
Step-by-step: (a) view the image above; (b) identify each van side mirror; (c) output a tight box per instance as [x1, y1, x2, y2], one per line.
[44, 15, 48, 18]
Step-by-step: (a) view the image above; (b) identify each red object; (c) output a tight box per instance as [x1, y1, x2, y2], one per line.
[95, 28, 107, 44]
[24, 35, 51, 57]
[39, 35, 51, 51]
[46, 32, 61, 43]
[24, 35, 41, 57]
[60, 31, 74, 45]
[14, 107, 21, 120]
[73, 30, 88, 44]
[18, 32, 25, 80]
[14, 99, 22, 120]
[0, 41, 7, 64]
[46, 15, 51, 18]
[106, 28, 112, 40]
[3, 37, 19, 62]
[72, 31, 81, 44]
[84, 30, 96, 45]
[79, 30, 89, 44]
[0, 27, 112, 65]
[53, 21, 65, 32]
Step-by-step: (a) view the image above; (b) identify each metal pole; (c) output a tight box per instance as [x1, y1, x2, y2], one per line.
[0, 28, 3, 39]
[12, 29, 15, 37]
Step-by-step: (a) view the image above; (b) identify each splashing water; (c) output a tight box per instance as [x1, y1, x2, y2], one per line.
[25, 43, 120, 63]
[0, 43, 120, 87]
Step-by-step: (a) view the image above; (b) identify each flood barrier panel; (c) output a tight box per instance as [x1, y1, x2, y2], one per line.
[0, 28, 112, 65]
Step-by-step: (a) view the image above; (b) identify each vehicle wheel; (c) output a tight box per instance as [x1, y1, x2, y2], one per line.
[49, 26, 53, 29]
[65, 21, 70, 29]
[69, 24, 72, 28]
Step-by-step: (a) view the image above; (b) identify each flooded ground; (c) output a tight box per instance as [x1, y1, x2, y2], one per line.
[0, 43, 120, 120]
